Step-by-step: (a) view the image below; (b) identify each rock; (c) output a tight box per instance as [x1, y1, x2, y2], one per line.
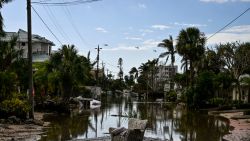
[25, 119, 34, 124]
[0, 119, 5, 123]
[8, 116, 21, 124]
[33, 119, 44, 126]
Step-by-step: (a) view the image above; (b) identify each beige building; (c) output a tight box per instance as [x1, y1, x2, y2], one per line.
[155, 65, 178, 91]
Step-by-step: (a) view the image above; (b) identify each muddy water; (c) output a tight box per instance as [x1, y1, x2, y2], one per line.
[40, 96, 229, 141]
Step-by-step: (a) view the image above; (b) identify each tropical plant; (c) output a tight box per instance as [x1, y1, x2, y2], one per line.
[138, 59, 159, 92]
[0, 0, 13, 36]
[118, 58, 123, 81]
[217, 42, 250, 101]
[158, 35, 176, 66]
[35, 45, 92, 101]
[0, 36, 23, 71]
[176, 27, 206, 86]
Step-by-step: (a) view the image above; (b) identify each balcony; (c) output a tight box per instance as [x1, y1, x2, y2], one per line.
[32, 51, 50, 62]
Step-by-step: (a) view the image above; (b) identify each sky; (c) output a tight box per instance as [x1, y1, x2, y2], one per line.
[2, 0, 250, 77]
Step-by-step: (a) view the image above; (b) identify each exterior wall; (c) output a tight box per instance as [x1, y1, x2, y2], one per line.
[2, 29, 54, 62]
[14, 41, 51, 62]
[155, 65, 178, 91]
[15, 41, 28, 58]
[232, 86, 249, 103]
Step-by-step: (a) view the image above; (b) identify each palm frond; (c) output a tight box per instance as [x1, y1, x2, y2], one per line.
[159, 52, 170, 58]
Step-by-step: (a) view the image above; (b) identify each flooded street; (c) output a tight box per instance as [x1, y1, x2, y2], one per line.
[40, 96, 230, 141]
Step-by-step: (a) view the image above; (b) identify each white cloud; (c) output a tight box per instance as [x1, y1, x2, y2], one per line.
[86, 5, 92, 9]
[200, 0, 229, 3]
[207, 25, 250, 45]
[200, 0, 250, 3]
[208, 19, 213, 22]
[139, 29, 154, 36]
[174, 22, 207, 27]
[140, 29, 154, 33]
[103, 39, 160, 51]
[151, 25, 170, 30]
[123, 32, 129, 35]
[142, 39, 159, 47]
[207, 33, 250, 45]
[95, 27, 108, 33]
[138, 3, 147, 9]
[224, 25, 250, 33]
[125, 37, 143, 41]
[103, 44, 141, 51]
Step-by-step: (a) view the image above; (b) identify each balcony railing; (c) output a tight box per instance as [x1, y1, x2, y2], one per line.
[32, 51, 49, 55]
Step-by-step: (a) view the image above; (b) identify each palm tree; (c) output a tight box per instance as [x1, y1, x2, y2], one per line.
[158, 35, 177, 90]
[0, 0, 13, 36]
[129, 67, 138, 80]
[158, 35, 176, 66]
[118, 58, 123, 81]
[0, 36, 23, 71]
[176, 27, 206, 86]
[139, 59, 158, 92]
[45, 44, 91, 100]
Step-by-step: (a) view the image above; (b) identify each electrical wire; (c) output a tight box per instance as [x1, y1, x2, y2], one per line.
[32, 0, 101, 6]
[207, 7, 250, 40]
[61, 1, 91, 47]
[43, 5, 71, 43]
[32, 6, 63, 45]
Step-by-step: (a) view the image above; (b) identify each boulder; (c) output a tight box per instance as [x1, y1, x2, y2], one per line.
[33, 119, 44, 126]
[8, 116, 21, 124]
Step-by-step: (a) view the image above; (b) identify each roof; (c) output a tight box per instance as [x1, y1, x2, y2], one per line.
[1, 29, 55, 46]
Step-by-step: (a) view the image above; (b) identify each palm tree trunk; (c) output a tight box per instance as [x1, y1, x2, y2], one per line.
[190, 61, 194, 87]
[185, 58, 188, 86]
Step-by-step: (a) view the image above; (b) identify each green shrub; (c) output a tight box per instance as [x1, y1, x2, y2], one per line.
[0, 98, 30, 118]
[165, 90, 177, 102]
[209, 98, 225, 106]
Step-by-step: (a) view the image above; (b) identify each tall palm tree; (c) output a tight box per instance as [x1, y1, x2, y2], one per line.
[129, 67, 138, 80]
[0, 0, 13, 36]
[47, 45, 91, 100]
[139, 59, 158, 92]
[118, 58, 123, 81]
[176, 27, 206, 86]
[158, 35, 176, 66]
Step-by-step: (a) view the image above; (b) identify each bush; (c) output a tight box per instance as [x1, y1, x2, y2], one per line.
[165, 90, 177, 102]
[0, 98, 30, 119]
[209, 98, 226, 106]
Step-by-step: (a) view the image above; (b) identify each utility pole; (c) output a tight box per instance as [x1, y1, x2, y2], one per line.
[95, 45, 102, 85]
[27, 0, 34, 119]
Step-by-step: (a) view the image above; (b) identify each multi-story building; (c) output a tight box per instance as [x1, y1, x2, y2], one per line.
[1, 29, 54, 62]
[155, 65, 178, 92]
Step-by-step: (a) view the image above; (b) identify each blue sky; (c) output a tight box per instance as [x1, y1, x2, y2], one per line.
[2, 0, 250, 77]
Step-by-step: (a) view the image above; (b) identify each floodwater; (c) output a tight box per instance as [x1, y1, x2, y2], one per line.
[40, 96, 229, 141]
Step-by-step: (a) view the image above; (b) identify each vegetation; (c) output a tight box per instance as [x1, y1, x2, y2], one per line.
[0, 1, 250, 117]
[127, 27, 250, 108]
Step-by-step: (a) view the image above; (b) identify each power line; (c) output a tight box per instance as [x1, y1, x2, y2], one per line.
[207, 7, 250, 40]
[32, 6, 63, 45]
[43, 5, 71, 43]
[32, 0, 101, 6]
[62, 1, 91, 47]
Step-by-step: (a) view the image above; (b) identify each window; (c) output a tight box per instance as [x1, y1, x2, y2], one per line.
[21, 42, 25, 46]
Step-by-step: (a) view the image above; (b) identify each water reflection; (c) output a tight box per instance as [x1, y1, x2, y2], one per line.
[40, 96, 229, 141]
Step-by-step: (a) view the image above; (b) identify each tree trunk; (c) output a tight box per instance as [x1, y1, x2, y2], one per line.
[237, 81, 242, 103]
[190, 61, 194, 87]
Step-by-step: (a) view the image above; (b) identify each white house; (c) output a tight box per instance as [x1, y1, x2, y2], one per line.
[1, 29, 54, 62]
[231, 74, 250, 103]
